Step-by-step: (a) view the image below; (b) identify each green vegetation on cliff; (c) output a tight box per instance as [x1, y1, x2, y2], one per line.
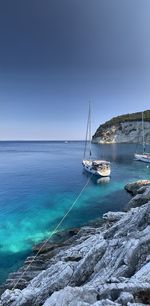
[93, 110, 150, 138]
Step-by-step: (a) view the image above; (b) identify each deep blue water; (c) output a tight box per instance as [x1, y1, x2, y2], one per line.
[0, 141, 150, 283]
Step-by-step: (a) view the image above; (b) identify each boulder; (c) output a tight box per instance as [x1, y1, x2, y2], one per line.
[103, 211, 126, 222]
[125, 180, 150, 195]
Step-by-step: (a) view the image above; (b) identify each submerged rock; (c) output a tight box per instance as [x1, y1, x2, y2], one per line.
[1, 183, 150, 305]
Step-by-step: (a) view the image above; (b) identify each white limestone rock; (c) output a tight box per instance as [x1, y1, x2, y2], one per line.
[116, 291, 134, 304]
[92, 301, 121, 306]
[42, 286, 98, 306]
[127, 186, 150, 208]
[125, 181, 150, 195]
[103, 211, 126, 222]
[92, 120, 150, 144]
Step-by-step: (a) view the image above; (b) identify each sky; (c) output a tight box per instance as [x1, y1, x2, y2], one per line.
[0, 0, 150, 140]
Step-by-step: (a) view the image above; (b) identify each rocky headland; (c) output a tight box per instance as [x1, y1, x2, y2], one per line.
[1, 180, 150, 306]
[92, 110, 150, 144]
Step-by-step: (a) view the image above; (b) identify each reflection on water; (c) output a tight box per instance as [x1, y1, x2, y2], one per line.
[82, 170, 111, 185]
[96, 177, 111, 184]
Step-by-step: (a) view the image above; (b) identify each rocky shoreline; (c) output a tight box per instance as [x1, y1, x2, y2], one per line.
[1, 180, 150, 305]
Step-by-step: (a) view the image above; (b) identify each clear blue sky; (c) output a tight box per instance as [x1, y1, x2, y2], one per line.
[0, 0, 150, 140]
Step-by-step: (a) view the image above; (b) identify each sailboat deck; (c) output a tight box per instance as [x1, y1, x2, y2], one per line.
[92, 160, 110, 164]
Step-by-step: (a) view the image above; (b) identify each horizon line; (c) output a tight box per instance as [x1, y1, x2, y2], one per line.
[0, 139, 85, 142]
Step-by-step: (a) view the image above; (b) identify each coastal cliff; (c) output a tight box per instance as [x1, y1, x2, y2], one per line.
[1, 180, 150, 306]
[92, 110, 150, 144]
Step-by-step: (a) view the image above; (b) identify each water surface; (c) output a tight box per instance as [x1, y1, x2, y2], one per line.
[0, 141, 150, 283]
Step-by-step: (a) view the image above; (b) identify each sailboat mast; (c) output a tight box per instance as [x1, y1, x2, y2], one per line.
[89, 102, 92, 159]
[83, 104, 90, 159]
[142, 111, 145, 154]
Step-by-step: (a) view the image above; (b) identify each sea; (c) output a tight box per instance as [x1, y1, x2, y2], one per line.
[0, 141, 150, 284]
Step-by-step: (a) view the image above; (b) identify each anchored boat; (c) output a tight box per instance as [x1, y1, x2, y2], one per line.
[134, 112, 150, 163]
[82, 103, 111, 177]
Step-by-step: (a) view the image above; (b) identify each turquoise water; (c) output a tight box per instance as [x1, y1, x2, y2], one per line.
[0, 141, 150, 283]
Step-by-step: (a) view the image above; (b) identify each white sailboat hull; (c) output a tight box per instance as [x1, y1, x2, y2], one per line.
[82, 160, 111, 177]
[134, 153, 150, 163]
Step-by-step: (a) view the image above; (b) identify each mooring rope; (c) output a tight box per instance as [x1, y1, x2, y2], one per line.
[12, 174, 93, 291]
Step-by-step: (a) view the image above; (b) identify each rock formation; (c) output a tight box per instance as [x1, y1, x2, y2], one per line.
[92, 110, 150, 144]
[1, 180, 150, 306]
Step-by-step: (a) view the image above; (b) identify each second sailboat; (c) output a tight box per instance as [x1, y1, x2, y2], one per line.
[134, 112, 150, 163]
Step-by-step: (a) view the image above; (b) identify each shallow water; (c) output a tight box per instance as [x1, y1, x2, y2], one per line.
[0, 141, 150, 283]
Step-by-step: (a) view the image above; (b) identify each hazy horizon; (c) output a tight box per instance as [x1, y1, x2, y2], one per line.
[0, 108, 149, 141]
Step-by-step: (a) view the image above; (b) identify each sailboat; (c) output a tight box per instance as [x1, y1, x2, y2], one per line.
[82, 104, 111, 177]
[134, 112, 150, 163]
